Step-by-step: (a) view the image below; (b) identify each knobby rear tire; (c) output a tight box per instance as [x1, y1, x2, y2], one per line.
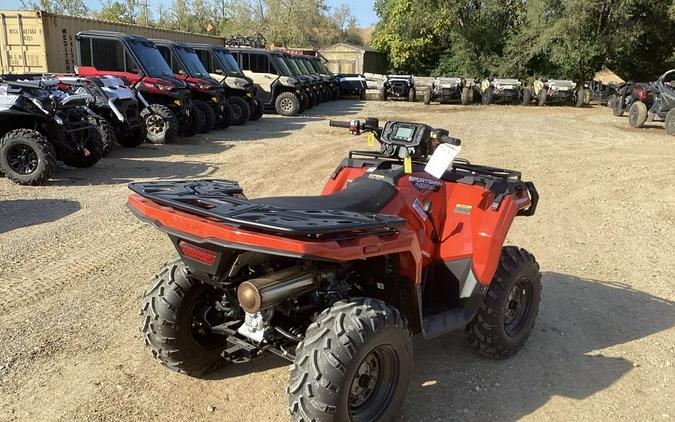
[288, 298, 413, 422]
[139, 259, 227, 377]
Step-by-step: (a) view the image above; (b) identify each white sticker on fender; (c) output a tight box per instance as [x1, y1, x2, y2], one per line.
[425, 143, 462, 179]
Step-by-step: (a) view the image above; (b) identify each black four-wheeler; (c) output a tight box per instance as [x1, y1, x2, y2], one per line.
[379, 75, 416, 102]
[336, 73, 368, 99]
[628, 69, 675, 136]
[189, 43, 263, 123]
[423, 77, 475, 105]
[0, 78, 103, 185]
[612, 81, 655, 117]
[530, 78, 584, 107]
[152, 39, 234, 133]
[129, 117, 541, 421]
[76, 31, 193, 144]
[227, 46, 306, 116]
[479, 77, 524, 104]
[55, 75, 147, 151]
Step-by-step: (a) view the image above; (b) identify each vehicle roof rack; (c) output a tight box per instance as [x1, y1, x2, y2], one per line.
[223, 33, 267, 49]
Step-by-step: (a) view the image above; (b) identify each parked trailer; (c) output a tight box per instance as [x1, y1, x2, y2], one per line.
[0, 10, 225, 74]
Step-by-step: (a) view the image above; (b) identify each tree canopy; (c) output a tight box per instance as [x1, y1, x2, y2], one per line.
[22, 0, 363, 48]
[371, 0, 675, 81]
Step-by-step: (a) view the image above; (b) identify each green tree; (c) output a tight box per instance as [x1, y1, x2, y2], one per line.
[21, 0, 89, 16]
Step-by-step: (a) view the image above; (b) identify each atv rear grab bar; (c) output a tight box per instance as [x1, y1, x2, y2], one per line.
[517, 181, 539, 216]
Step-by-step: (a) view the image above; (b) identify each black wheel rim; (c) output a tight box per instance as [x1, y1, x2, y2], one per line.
[348, 345, 399, 421]
[503, 278, 533, 336]
[6, 143, 38, 175]
[146, 114, 167, 135]
[189, 288, 226, 349]
[231, 103, 242, 120]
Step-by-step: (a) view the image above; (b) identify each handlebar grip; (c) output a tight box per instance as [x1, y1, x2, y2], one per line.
[440, 135, 461, 146]
[329, 120, 351, 128]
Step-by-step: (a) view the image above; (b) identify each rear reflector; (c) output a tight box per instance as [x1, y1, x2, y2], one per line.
[178, 240, 217, 265]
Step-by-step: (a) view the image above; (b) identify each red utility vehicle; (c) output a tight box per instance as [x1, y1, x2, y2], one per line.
[75, 30, 193, 144]
[128, 118, 540, 421]
[151, 39, 234, 133]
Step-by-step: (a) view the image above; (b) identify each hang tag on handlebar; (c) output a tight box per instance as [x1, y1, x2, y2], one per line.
[425, 143, 462, 179]
[367, 132, 376, 147]
[404, 157, 412, 174]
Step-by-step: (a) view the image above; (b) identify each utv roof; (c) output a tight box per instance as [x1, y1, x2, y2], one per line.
[76, 30, 150, 43]
[189, 43, 231, 53]
[149, 38, 193, 49]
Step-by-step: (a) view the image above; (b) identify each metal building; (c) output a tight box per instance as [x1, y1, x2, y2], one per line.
[319, 43, 385, 75]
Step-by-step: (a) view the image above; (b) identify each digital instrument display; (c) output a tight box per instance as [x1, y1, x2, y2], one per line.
[393, 126, 414, 141]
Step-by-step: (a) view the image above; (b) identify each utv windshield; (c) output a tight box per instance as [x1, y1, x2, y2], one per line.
[129, 39, 174, 78]
[312, 59, 330, 74]
[271, 55, 293, 76]
[301, 59, 318, 74]
[293, 58, 311, 75]
[284, 57, 303, 76]
[174, 45, 210, 78]
[213, 48, 244, 77]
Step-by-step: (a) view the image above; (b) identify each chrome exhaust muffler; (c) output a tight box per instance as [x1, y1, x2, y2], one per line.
[237, 266, 320, 314]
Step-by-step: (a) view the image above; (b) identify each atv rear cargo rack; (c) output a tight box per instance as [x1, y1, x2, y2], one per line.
[128, 180, 406, 236]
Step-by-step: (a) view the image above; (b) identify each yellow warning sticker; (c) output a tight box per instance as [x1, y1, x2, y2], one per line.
[404, 157, 412, 174]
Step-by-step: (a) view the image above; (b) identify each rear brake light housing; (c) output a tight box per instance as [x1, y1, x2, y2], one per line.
[178, 240, 217, 265]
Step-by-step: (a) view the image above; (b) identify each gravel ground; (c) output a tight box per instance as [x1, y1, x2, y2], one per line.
[0, 100, 673, 422]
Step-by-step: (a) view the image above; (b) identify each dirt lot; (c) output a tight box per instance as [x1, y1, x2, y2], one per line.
[0, 100, 673, 422]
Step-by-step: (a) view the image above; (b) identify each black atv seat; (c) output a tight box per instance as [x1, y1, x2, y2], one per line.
[253, 175, 396, 213]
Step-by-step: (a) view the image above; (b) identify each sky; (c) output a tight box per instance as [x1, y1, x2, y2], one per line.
[3, 0, 379, 27]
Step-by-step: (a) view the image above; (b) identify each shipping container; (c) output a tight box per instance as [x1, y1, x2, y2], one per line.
[0, 10, 226, 74]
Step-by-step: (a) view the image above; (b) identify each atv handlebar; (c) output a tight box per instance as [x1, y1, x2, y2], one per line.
[329, 120, 350, 128]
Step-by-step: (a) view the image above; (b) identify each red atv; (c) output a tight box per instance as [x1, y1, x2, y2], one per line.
[76, 31, 193, 144]
[128, 118, 540, 420]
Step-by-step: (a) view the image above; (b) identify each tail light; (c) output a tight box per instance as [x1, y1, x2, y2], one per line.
[178, 240, 217, 265]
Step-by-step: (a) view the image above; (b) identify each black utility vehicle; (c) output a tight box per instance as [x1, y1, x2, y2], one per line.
[76, 31, 193, 144]
[305, 56, 342, 100]
[190, 43, 262, 123]
[0, 77, 103, 185]
[336, 73, 368, 99]
[283, 53, 319, 110]
[379, 74, 416, 101]
[479, 77, 524, 104]
[424, 77, 474, 105]
[582, 80, 620, 106]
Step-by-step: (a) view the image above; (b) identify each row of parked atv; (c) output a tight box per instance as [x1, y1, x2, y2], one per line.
[607, 69, 675, 136]
[0, 30, 362, 187]
[378, 75, 587, 107]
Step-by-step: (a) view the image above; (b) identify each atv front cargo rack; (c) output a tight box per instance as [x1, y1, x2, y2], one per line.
[128, 180, 406, 236]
